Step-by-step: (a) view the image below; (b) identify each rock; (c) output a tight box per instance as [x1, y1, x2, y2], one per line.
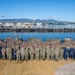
[55, 63, 75, 75]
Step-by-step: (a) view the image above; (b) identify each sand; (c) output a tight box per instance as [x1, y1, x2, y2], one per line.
[0, 60, 75, 75]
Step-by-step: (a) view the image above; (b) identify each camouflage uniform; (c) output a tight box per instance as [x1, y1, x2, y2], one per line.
[35, 47, 40, 60]
[46, 46, 51, 60]
[59, 47, 64, 60]
[9, 48, 12, 61]
[42, 46, 46, 60]
[2, 47, 6, 60]
[50, 47, 54, 60]
[39, 46, 43, 59]
[20, 47, 25, 61]
[16, 48, 21, 61]
[29, 46, 34, 60]
[25, 47, 29, 61]
[6, 47, 10, 59]
[54, 47, 59, 61]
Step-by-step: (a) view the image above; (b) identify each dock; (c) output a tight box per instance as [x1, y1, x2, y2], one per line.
[0, 27, 75, 32]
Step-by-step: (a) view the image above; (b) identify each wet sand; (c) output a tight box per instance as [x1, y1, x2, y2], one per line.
[0, 60, 75, 75]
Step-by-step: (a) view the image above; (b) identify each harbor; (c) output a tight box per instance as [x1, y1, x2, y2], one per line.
[0, 22, 75, 32]
[0, 0, 75, 75]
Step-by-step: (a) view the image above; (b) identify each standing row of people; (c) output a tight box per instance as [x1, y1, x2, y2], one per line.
[0, 37, 75, 62]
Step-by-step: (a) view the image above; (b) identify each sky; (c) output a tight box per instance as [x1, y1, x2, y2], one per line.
[0, 0, 75, 22]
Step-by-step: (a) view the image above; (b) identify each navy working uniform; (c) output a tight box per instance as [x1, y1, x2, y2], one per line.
[13, 49, 16, 60]
[0, 46, 2, 59]
[69, 47, 74, 59]
[73, 49, 75, 60]
[64, 47, 69, 60]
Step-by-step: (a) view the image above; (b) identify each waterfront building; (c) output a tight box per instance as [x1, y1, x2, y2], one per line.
[36, 23, 42, 28]
[4, 22, 14, 27]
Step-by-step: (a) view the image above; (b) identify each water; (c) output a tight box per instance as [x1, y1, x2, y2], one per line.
[0, 32, 75, 41]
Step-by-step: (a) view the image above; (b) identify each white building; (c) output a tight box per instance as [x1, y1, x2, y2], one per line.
[15, 22, 34, 28]
[4, 22, 14, 27]
[36, 23, 42, 28]
[0, 23, 2, 25]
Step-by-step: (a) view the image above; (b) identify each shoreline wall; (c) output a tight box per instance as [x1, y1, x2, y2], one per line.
[0, 28, 75, 32]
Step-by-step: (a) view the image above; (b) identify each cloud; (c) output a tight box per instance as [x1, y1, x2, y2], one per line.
[47, 16, 56, 19]
[46, 16, 60, 20]
[0, 15, 6, 18]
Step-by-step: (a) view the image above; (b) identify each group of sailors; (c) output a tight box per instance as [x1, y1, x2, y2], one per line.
[0, 36, 75, 62]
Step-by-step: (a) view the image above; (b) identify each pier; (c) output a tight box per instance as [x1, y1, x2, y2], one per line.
[0, 27, 75, 32]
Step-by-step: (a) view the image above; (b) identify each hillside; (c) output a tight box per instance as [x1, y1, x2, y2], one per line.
[0, 18, 66, 23]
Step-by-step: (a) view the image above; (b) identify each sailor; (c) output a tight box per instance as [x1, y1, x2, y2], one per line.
[69, 45, 74, 60]
[2, 47, 6, 60]
[13, 48, 17, 60]
[29, 46, 35, 60]
[25, 47, 29, 61]
[59, 47, 64, 60]
[54, 45, 59, 62]
[6, 46, 10, 59]
[46, 45, 51, 60]
[39, 46, 43, 59]
[35, 46, 40, 60]
[16, 46, 21, 61]
[42, 45, 46, 60]
[0, 45, 2, 59]
[9, 47, 12, 61]
[50, 46, 54, 60]
[74, 47, 75, 60]
[64, 46, 69, 60]
[20, 45, 25, 61]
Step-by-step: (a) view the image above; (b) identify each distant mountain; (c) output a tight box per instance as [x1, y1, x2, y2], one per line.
[0, 18, 66, 23]
[34, 19, 66, 23]
[0, 19, 33, 23]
